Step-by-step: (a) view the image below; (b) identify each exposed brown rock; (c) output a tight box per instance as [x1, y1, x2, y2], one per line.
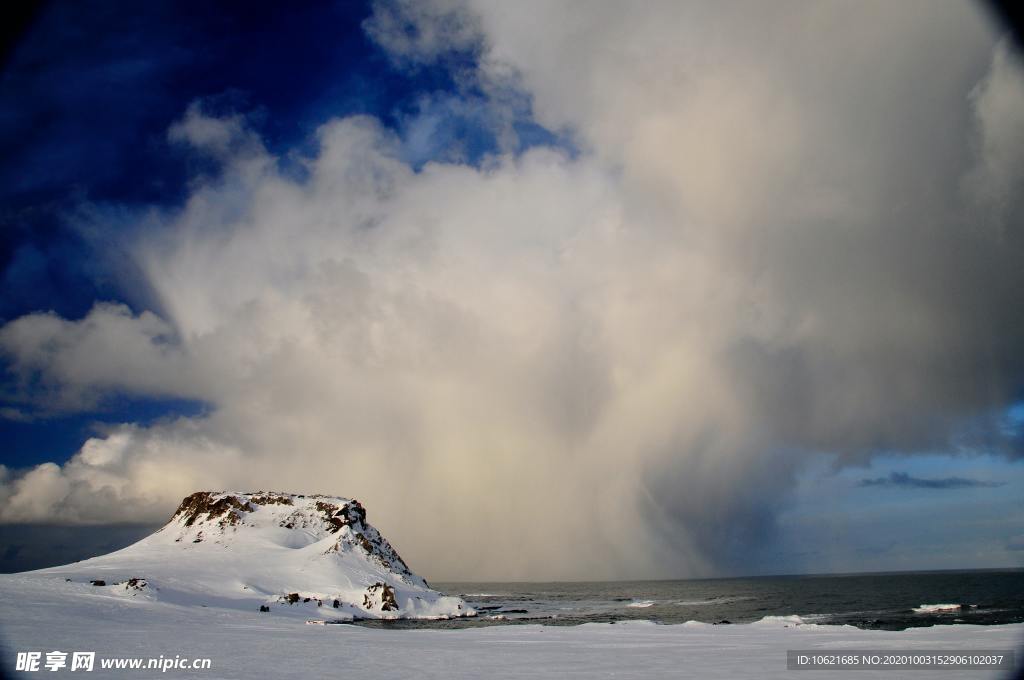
[173, 492, 255, 527]
[349, 527, 413, 580]
[353, 532, 376, 556]
[314, 500, 340, 515]
[249, 493, 293, 506]
[334, 499, 366, 527]
[314, 501, 342, 533]
[363, 582, 398, 611]
[315, 499, 368, 533]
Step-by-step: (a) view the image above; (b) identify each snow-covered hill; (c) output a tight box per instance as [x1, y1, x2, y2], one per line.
[22, 491, 473, 621]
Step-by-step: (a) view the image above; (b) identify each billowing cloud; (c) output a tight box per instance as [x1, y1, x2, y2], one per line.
[0, 425, 245, 524]
[0, 303, 198, 411]
[0, 2, 1022, 579]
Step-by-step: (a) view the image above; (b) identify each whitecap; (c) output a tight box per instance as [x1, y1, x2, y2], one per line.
[913, 603, 964, 613]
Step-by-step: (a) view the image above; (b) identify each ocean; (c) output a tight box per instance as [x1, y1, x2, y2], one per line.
[354, 569, 1024, 630]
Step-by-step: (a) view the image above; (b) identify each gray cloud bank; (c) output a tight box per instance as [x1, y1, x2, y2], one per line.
[0, 1, 1023, 579]
[858, 472, 1005, 490]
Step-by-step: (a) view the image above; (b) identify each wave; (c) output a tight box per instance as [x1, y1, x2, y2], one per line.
[674, 596, 756, 606]
[753, 615, 809, 625]
[912, 603, 970, 613]
[627, 600, 656, 608]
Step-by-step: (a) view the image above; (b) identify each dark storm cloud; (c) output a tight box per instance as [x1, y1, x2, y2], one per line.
[0, 524, 158, 573]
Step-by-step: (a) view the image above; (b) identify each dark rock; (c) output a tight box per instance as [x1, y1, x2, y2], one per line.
[315, 500, 340, 519]
[172, 491, 255, 528]
[334, 500, 366, 527]
[363, 582, 399, 611]
[353, 532, 376, 556]
[90, 580, 106, 586]
[250, 494, 293, 506]
[349, 528, 412, 578]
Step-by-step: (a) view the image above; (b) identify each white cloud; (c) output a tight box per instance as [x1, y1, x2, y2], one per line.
[0, 424, 245, 524]
[167, 101, 259, 160]
[363, 0, 482, 68]
[0, 302, 198, 410]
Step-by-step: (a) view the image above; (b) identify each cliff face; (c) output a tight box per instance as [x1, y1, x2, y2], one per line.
[31, 491, 473, 622]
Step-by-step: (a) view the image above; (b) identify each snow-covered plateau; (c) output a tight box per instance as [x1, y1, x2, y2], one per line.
[0, 491, 1020, 678]
[0, 491, 473, 622]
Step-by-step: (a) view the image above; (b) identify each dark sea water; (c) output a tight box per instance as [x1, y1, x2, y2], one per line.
[358, 569, 1024, 631]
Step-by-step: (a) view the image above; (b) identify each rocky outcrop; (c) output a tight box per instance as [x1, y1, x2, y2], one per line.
[172, 492, 255, 528]
[249, 493, 294, 507]
[363, 582, 399, 611]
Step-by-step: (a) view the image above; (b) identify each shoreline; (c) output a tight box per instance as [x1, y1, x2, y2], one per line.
[3, 572, 1021, 678]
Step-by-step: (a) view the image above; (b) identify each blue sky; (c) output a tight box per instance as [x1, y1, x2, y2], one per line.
[770, 452, 1024, 575]
[0, 1, 1022, 579]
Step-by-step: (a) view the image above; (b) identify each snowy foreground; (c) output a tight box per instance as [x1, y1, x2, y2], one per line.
[1, 492, 1020, 678]
[1, 571, 1021, 679]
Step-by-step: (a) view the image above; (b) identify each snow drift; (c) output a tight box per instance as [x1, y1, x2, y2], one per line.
[23, 491, 474, 621]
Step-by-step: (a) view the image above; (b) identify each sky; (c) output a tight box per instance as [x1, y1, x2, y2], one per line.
[0, 0, 1022, 580]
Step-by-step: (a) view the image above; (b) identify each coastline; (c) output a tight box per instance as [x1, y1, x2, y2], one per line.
[2, 572, 1022, 679]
